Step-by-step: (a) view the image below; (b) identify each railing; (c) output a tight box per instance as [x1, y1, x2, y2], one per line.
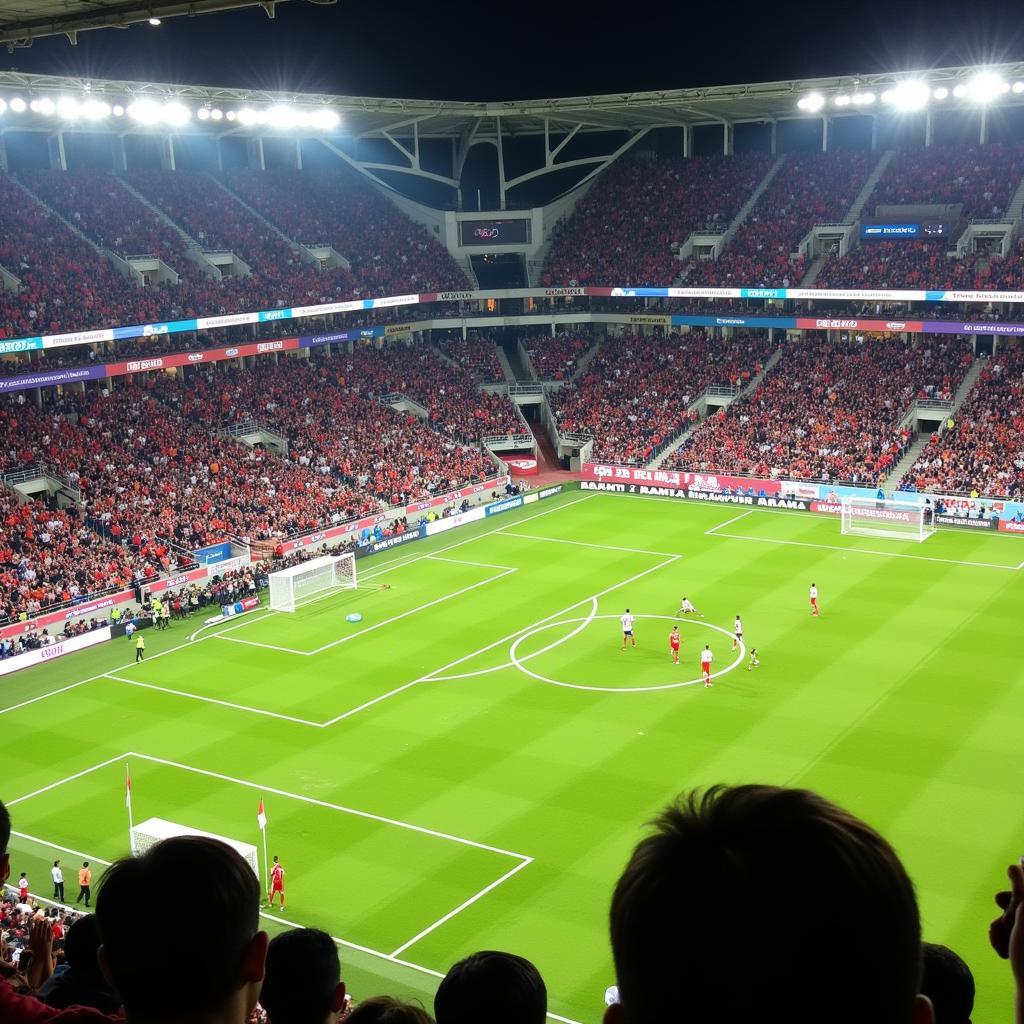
[507, 382, 545, 397]
[220, 420, 260, 438]
[704, 384, 741, 398]
[124, 252, 158, 261]
[375, 392, 405, 407]
[1, 465, 45, 486]
[915, 399, 955, 412]
[559, 430, 594, 445]
[482, 433, 535, 448]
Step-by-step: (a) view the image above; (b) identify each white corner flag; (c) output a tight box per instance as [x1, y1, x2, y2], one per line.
[257, 798, 269, 893]
[126, 763, 136, 855]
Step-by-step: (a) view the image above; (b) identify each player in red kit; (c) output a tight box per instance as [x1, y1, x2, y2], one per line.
[669, 625, 681, 664]
[268, 855, 285, 910]
[810, 583, 820, 617]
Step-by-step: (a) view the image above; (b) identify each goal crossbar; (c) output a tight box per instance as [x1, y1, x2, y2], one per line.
[129, 817, 260, 879]
[268, 553, 356, 612]
[840, 497, 934, 542]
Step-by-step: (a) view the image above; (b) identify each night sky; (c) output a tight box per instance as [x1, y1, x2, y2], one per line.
[5, 0, 1024, 100]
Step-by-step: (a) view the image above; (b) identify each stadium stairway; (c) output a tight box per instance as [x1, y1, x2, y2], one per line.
[716, 154, 788, 251]
[495, 345, 518, 383]
[886, 357, 987, 491]
[14, 174, 105, 256]
[844, 150, 895, 223]
[799, 254, 828, 286]
[646, 347, 783, 470]
[1005, 172, 1024, 221]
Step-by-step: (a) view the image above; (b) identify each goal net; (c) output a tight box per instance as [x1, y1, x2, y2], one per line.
[268, 552, 356, 612]
[840, 497, 934, 542]
[129, 817, 260, 880]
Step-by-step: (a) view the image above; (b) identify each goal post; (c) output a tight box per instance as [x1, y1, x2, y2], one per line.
[268, 552, 356, 612]
[129, 817, 260, 880]
[840, 497, 934, 542]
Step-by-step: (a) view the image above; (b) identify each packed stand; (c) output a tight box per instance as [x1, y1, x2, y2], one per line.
[816, 144, 1024, 290]
[541, 152, 774, 287]
[904, 343, 1024, 497]
[548, 330, 777, 464]
[668, 336, 972, 483]
[434, 334, 506, 383]
[225, 168, 469, 295]
[522, 331, 594, 380]
[682, 150, 875, 288]
[127, 170, 360, 309]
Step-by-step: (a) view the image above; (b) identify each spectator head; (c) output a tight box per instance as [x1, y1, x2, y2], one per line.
[97, 836, 267, 1024]
[921, 943, 974, 1024]
[63, 914, 105, 978]
[434, 950, 546, 1024]
[345, 997, 433, 1024]
[607, 784, 930, 1024]
[0, 798, 9, 883]
[260, 928, 347, 1024]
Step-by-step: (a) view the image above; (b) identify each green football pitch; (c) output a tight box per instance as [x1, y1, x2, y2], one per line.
[5, 488, 1024, 1023]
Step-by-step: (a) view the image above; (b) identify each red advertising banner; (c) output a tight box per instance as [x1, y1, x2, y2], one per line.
[277, 476, 509, 555]
[0, 588, 135, 641]
[795, 318, 925, 333]
[145, 566, 211, 596]
[999, 520, 1024, 533]
[505, 457, 539, 476]
[580, 463, 782, 495]
[810, 501, 843, 516]
[105, 338, 300, 378]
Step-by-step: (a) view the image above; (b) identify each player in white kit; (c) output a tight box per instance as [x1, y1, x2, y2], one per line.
[810, 583, 820, 617]
[620, 609, 636, 650]
[732, 615, 743, 651]
[676, 596, 704, 618]
[700, 645, 713, 687]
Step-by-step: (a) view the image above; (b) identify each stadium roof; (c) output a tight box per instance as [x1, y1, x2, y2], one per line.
[0, 0, 334, 50]
[2, 62, 1024, 139]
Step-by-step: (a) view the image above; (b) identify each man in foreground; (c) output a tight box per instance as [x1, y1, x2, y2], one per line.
[604, 784, 935, 1024]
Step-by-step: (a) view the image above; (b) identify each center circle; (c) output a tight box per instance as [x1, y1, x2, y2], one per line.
[508, 614, 745, 692]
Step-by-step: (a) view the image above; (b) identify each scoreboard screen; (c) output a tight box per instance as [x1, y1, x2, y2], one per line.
[460, 219, 531, 246]
[861, 222, 951, 240]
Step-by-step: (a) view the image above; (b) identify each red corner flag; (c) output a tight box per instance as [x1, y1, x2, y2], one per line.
[257, 799, 267, 832]
[125, 766, 132, 810]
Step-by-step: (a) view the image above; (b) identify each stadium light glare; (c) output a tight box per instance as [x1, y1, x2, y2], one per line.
[9, 97, 26, 112]
[82, 99, 111, 120]
[952, 84, 967, 98]
[112, 104, 125, 116]
[197, 107, 210, 120]
[57, 97, 83, 120]
[834, 94, 851, 107]
[851, 91, 875, 105]
[30, 97, 56, 115]
[797, 92, 825, 112]
[211, 108, 223, 120]
[237, 107, 257, 125]
[964, 72, 1008, 103]
[127, 98, 163, 125]
[0, 99, 6, 115]
[313, 108, 341, 130]
[885, 80, 930, 111]
[226, 110, 237, 121]
[162, 102, 191, 126]
[933, 87, 949, 100]
[148, 17, 161, 25]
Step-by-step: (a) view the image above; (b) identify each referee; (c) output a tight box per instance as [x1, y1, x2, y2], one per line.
[51, 860, 64, 903]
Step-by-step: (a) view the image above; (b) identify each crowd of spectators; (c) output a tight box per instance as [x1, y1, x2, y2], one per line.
[548, 330, 777, 464]
[522, 331, 595, 381]
[541, 152, 774, 287]
[903, 343, 1024, 497]
[682, 150, 874, 288]
[225, 168, 469, 296]
[4, 779, 1019, 1024]
[434, 334, 506, 382]
[667, 336, 972, 483]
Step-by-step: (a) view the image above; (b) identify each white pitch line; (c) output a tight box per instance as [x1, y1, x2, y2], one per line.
[424, 554, 681, 684]
[7, 753, 128, 806]
[216, 635, 311, 656]
[307, 569, 517, 656]
[389, 856, 534, 958]
[9, 830, 114, 865]
[496, 531, 676, 556]
[126, 751, 530, 861]
[704, 509, 754, 535]
[104, 675, 326, 727]
[427, 554, 518, 571]
[712, 530, 1020, 571]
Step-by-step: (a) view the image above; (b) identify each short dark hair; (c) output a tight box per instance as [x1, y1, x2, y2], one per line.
[921, 942, 975, 1024]
[609, 785, 922, 1024]
[97, 836, 260, 1019]
[434, 950, 546, 1024]
[346, 996, 433, 1024]
[0, 800, 9, 855]
[261, 928, 339, 1024]
[63, 914, 104, 975]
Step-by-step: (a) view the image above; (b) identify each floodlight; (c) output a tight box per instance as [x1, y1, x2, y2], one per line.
[834, 95, 851, 107]
[127, 98, 163, 124]
[161, 101, 191, 125]
[952, 84, 967, 98]
[965, 72, 1007, 102]
[1014, 82, 1024, 94]
[112, 104, 125, 116]
[0, 99, 6, 115]
[211, 108, 223, 120]
[312, 108, 340, 130]
[57, 97, 82, 119]
[197, 107, 210, 120]
[933, 87, 949, 100]
[226, 110, 237, 121]
[81, 99, 111, 120]
[798, 92, 825, 112]
[266, 104, 297, 128]
[886, 80, 930, 111]
[852, 92, 875, 105]
[30, 97, 56, 115]
[149, 17, 161, 25]
[9, 97, 26, 112]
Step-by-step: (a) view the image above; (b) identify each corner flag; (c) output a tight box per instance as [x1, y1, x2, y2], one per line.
[257, 798, 267, 832]
[126, 766, 133, 810]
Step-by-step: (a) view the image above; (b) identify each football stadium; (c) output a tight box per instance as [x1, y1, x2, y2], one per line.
[2, 3, 1024, 1023]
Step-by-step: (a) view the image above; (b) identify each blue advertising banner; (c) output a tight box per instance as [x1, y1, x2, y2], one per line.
[193, 541, 232, 565]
